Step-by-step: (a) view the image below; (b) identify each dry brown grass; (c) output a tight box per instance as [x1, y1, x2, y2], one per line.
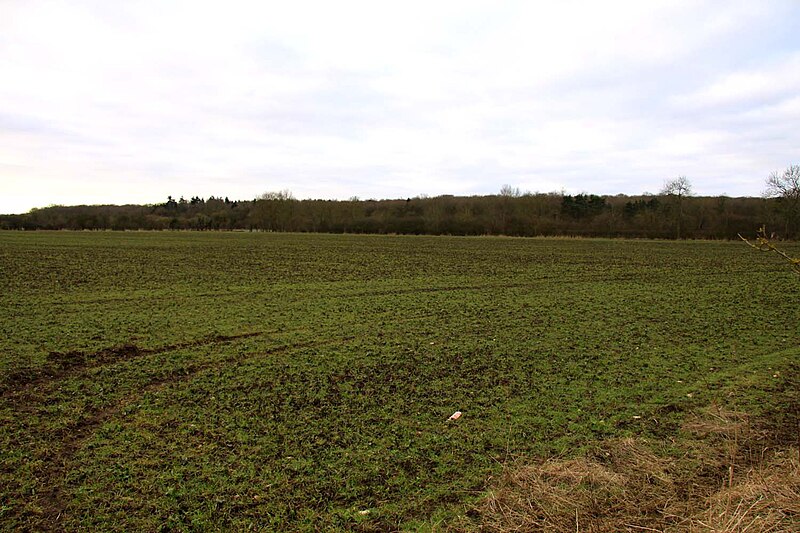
[688, 449, 799, 532]
[452, 405, 800, 532]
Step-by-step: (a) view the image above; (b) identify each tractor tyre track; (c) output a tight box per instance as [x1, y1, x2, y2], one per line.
[28, 334, 355, 531]
[1, 331, 265, 397]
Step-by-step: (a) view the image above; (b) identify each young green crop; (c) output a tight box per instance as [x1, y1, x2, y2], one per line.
[1, 231, 798, 531]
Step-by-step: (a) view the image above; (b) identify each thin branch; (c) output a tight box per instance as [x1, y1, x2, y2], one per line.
[738, 226, 800, 275]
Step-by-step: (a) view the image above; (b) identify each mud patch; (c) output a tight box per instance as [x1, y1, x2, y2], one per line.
[48, 343, 141, 369]
[1, 332, 263, 395]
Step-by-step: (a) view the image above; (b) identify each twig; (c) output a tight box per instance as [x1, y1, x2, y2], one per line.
[738, 226, 800, 274]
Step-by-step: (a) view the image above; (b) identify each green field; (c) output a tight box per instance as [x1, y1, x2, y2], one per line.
[1, 231, 798, 531]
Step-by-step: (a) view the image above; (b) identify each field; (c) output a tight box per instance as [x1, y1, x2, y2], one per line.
[1, 231, 798, 531]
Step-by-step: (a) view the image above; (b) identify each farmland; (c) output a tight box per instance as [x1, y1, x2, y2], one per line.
[1, 231, 798, 531]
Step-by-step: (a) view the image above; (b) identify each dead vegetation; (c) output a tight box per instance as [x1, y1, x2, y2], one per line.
[457, 405, 799, 532]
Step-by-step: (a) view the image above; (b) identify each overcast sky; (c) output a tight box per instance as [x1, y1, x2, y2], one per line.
[1, 1, 799, 214]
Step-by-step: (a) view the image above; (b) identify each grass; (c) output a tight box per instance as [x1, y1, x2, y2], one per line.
[0, 231, 798, 531]
[461, 401, 800, 532]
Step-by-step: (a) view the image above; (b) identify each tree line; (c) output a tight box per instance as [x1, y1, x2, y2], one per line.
[2, 168, 798, 240]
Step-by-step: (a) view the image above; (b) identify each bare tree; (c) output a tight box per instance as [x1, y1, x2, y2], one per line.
[259, 189, 295, 201]
[764, 165, 800, 239]
[252, 190, 295, 230]
[499, 184, 521, 197]
[661, 176, 692, 198]
[661, 176, 692, 239]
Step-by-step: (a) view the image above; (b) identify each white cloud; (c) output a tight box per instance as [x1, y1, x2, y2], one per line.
[674, 53, 800, 109]
[1, 0, 799, 214]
